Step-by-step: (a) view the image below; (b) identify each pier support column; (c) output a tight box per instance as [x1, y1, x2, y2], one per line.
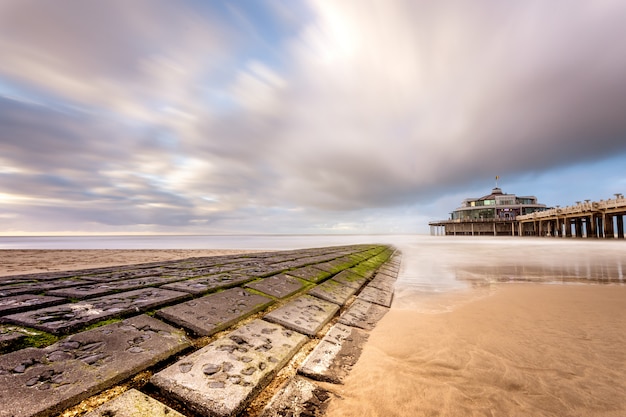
[575, 218, 583, 238]
[604, 214, 614, 238]
[588, 215, 596, 238]
[617, 215, 625, 239]
[565, 219, 572, 237]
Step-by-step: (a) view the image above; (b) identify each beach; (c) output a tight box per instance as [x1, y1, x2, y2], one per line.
[0, 249, 258, 277]
[1, 236, 625, 416]
[323, 237, 626, 417]
[326, 284, 626, 417]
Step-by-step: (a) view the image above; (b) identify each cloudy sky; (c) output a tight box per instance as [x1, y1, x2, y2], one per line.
[2, 0, 626, 236]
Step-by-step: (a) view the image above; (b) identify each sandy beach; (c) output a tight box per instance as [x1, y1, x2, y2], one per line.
[0, 249, 259, 277]
[326, 283, 626, 417]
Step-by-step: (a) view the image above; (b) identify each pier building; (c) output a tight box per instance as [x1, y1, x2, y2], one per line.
[429, 189, 626, 238]
[429, 187, 547, 236]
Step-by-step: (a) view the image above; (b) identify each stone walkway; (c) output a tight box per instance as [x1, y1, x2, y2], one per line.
[0, 244, 401, 417]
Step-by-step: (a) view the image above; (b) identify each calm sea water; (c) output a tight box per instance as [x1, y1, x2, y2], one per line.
[2, 234, 624, 302]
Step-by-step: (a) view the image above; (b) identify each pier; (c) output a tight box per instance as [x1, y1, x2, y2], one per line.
[430, 194, 626, 238]
[517, 194, 626, 238]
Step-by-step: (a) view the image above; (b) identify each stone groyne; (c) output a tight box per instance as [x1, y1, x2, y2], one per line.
[0, 244, 401, 417]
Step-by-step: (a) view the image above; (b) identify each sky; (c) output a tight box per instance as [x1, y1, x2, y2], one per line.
[1, 0, 626, 236]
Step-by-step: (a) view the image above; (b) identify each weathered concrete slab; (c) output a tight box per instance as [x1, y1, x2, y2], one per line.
[245, 274, 306, 298]
[259, 376, 333, 417]
[157, 288, 273, 337]
[338, 299, 389, 331]
[47, 275, 187, 299]
[83, 389, 185, 417]
[2, 288, 190, 334]
[0, 325, 26, 351]
[81, 269, 166, 282]
[0, 315, 189, 417]
[235, 265, 287, 278]
[367, 272, 397, 293]
[298, 323, 368, 383]
[0, 279, 93, 297]
[161, 272, 254, 294]
[151, 319, 307, 417]
[357, 285, 394, 307]
[331, 269, 369, 290]
[313, 257, 357, 275]
[264, 295, 339, 336]
[308, 279, 357, 306]
[287, 266, 332, 283]
[377, 265, 399, 276]
[0, 294, 66, 315]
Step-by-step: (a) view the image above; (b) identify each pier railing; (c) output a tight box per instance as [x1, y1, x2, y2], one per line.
[517, 195, 626, 221]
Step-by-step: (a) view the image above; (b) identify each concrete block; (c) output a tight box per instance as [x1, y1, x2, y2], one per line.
[338, 299, 389, 331]
[298, 323, 368, 383]
[245, 274, 306, 298]
[151, 319, 307, 417]
[2, 288, 190, 334]
[307, 279, 357, 306]
[157, 287, 273, 336]
[0, 279, 93, 297]
[264, 295, 339, 336]
[367, 272, 397, 293]
[235, 265, 287, 278]
[47, 275, 187, 299]
[0, 294, 66, 315]
[287, 266, 332, 283]
[161, 272, 254, 294]
[83, 389, 185, 417]
[0, 325, 26, 351]
[331, 270, 368, 290]
[81, 269, 166, 282]
[0, 315, 190, 417]
[259, 376, 333, 417]
[357, 285, 393, 307]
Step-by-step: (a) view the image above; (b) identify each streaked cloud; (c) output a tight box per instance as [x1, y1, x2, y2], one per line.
[1, 0, 626, 235]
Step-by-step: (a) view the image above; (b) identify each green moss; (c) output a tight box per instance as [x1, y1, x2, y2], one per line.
[5, 327, 59, 351]
[82, 318, 123, 331]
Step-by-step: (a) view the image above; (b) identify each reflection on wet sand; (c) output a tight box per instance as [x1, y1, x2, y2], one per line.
[456, 259, 626, 285]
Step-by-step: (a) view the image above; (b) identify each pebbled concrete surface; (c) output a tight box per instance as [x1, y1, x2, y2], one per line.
[150, 319, 307, 417]
[264, 295, 340, 337]
[298, 323, 369, 384]
[0, 244, 400, 417]
[2, 288, 190, 334]
[0, 315, 189, 417]
[259, 376, 333, 417]
[83, 389, 185, 417]
[157, 287, 273, 336]
[245, 274, 306, 299]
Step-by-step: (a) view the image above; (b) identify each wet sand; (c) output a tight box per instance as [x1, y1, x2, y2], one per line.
[0, 249, 258, 277]
[326, 283, 626, 417]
